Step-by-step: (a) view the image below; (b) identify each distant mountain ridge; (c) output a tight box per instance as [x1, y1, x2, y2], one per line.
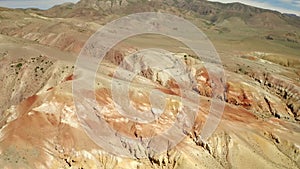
[0, 0, 299, 54]
[42, 0, 300, 28]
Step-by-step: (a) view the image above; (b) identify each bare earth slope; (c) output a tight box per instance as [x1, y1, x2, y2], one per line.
[0, 0, 299, 168]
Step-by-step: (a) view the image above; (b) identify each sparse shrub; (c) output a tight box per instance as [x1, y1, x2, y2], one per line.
[265, 35, 274, 40]
[16, 63, 22, 68]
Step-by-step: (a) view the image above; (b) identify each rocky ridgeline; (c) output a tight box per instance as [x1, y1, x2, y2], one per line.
[104, 48, 300, 122]
[249, 71, 300, 120]
[107, 49, 299, 122]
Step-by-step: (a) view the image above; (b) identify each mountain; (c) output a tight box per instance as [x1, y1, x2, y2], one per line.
[0, 0, 299, 168]
[0, 0, 298, 56]
[35, 0, 300, 56]
[43, 0, 300, 28]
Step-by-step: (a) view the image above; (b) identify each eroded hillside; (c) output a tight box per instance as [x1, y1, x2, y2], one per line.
[0, 0, 299, 168]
